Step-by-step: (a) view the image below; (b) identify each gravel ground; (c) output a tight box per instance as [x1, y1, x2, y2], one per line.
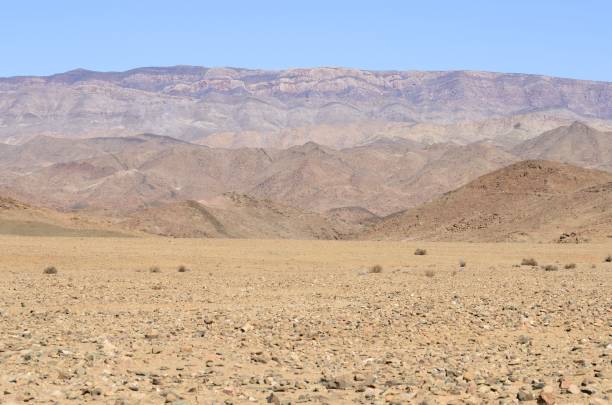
[0, 237, 610, 404]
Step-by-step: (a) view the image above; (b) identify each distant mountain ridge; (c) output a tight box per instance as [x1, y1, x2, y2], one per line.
[1, 66, 611, 146]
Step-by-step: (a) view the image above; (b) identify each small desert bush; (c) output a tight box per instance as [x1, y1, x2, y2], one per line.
[414, 248, 427, 256]
[177, 265, 190, 273]
[542, 264, 558, 272]
[424, 269, 435, 278]
[459, 259, 466, 268]
[564, 263, 576, 270]
[43, 266, 58, 275]
[149, 266, 161, 273]
[521, 258, 538, 266]
[605, 255, 612, 263]
[368, 264, 383, 274]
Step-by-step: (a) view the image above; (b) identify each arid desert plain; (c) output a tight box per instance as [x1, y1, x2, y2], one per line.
[1, 236, 610, 404]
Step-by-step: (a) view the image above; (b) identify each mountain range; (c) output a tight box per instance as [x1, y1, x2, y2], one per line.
[1, 66, 612, 148]
[1, 66, 611, 241]
[0, 120, 610, 217]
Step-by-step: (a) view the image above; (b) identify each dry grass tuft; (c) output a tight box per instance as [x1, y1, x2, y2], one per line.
[43, 266, 58, 275]
[605, 255, 612, 263]
[424, 269, 435, 278]
[564, 263, 577, 269]
[177, 265, 190, 273]
[368, 264, 383, 274]
[521, 258, 538, 266]
[414, 248, 427, 256]
[542, 264, 558, 272]
[459, 259, 466, 268]
[149, 266, 161, 273]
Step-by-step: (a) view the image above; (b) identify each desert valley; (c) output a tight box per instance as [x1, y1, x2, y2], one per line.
[0, 66, 611, 404]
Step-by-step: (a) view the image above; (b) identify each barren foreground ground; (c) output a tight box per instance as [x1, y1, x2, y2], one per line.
[0, 237, 610, 404]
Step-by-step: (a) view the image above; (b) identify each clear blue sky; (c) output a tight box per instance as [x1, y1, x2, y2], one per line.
[2, 0, 611, 81]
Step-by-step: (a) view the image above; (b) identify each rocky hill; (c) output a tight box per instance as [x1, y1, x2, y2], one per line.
[360, 160, 612, 242]
[119, 193, 354, 239]
[513, 121, 612, 171]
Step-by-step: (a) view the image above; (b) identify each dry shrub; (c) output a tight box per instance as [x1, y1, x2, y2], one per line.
[369, 265, 383, 274]
[459, 259, 466, 268]
[149, 266, 161, 273]
[424, 269, 435, 278]
[414, 248, 427, 256]
[43, 266, 58, 275]
[177, 265, 190, 273]
[564, 263, 576, 269]
[605, 255, 612, 263]
[521, 258, 538, 266]
[542, 264, 558, 272]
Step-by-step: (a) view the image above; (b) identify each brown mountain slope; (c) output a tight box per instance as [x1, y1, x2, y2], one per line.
[248, 142, 369, 212]
[120, 193, 351, 239]
[513, 121, 612, 171]
[0, 196, 129, 237]
[247, 139, 519, 214]
[0, 134, 528, 216]
[323, 207, 380, 234]
[0, 133, 185, 170]
[393, 140, 519, 206]
[360, 160, 612, 242]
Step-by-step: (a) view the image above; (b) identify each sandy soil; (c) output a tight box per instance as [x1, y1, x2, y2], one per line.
[0, 236, 610, 404]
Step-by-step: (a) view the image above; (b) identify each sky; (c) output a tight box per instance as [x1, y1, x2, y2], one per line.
[1, 0, 611, 81]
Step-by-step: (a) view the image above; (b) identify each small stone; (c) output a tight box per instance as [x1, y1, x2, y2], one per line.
[21, 350, 32, 361]
[517, 390, 534, 401]
[463, 369, 476, 382]
[267, 392, 281, 404]
[580, 386, 597, 395]
[240, 322, 254, 332]
[321, 374, 352, 390]
[559, 378, 572, 390]
[364, 387, 380, 400]
[539, 392, 556, 405]
[251, 351, 269, 363]
[145, 330, 160, 339]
